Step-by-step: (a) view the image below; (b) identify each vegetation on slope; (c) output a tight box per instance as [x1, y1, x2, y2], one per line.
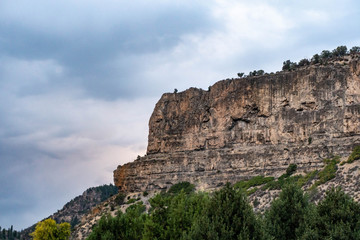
[21, 184, 118, 239]
[87, 182, 360, 240]
[341, 145, 360, 165]
[232, 156, 340, 194]
[87, 146, 360, 239]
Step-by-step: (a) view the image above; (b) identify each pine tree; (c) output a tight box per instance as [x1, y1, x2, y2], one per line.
[264, 184, 317, 240]
[316, 187, 360, 239]
[187, 183, 263, 240]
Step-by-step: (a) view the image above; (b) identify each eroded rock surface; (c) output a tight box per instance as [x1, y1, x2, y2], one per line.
[114, 56, 360, 192]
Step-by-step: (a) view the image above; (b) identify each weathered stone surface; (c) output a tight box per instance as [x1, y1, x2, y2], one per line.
[114, 55, 360, 192]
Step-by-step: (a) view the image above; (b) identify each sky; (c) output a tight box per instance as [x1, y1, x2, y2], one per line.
[0, 0, 359, 230]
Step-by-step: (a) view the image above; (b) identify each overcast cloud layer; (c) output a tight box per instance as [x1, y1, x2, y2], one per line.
[0, 0, 359, 229]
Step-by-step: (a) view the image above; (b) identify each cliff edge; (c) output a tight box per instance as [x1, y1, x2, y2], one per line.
[114, 55, 360, 192]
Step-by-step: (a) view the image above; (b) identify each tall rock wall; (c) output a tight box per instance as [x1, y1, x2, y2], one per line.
[114, 56, 360, 192]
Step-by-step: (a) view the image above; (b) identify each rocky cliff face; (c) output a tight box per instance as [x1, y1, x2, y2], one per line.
[114, 55, 360, 192]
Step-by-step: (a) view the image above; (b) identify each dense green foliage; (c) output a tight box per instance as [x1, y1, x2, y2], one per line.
[264, 184, 316, 240]
[87, 182, 360, 240]
[186, 183, 263, 240]
[143, 190, 208, 240]
[316, 187, 360, 239]
[167, 181, 195, 195]
[88, 203, 146, 240]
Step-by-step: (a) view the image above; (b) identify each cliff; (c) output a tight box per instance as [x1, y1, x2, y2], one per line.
[114, 55, 360, 192]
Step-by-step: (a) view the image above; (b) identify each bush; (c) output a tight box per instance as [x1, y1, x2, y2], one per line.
[234, 176, 275, 190]
[237, 72, 244, 78]
[347, 146, 360, 163]
[298, 58, 310, 67]
[297, 170, 318, 187]
[350, 46, 360, 54]
[320, 50, 332, 60]
[114, 193, 126, 205]
[311, 54, 320, 64]
[311, 156, 339, 188]
[282, 60, 297, 71]
[286, 164, 297, 176]
[264, 175, 303, 190]
[332, 45, 348, 57]
[127, 198, 138, 204]
[248, 70, 265, 76]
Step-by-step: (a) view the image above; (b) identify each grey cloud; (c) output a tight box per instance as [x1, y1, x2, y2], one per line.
[0, 1, 216, 100]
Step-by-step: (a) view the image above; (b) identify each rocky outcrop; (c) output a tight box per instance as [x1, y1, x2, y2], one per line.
[114, 55, 360, 192]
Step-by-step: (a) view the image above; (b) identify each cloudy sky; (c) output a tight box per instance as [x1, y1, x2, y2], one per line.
[0, 0, 359, 230]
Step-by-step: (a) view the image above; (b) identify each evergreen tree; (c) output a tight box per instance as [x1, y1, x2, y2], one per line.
[88, 202, 146, 240]
[187, 183, 263, 240]
[264, 184, 316, 240]
[316, 187, 360, 239]
[311, 54, 320, 64]
[143, 187, 208, 240]
[282, 60, 297, 71]
[350, 46, 360, 54]
[320, 50, 332, 60]
[332, 45, 348, 57]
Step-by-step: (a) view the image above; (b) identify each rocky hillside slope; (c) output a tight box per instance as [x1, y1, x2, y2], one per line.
[21, 184, 117, 239]
[114, 54, 360, 192]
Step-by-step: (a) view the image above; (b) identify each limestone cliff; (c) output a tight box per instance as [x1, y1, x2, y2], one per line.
[114, 55, 360, 192]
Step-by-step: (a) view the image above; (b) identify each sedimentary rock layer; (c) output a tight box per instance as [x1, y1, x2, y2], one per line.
[114, 56, 360, 192]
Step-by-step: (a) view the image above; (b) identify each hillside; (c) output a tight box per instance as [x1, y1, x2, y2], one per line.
[72, 149, 360, 239]
[21, 184, 117, 239]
